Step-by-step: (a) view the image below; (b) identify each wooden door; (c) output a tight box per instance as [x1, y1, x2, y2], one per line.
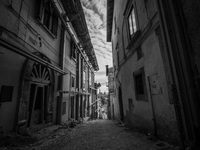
[28, 84, 46, 127]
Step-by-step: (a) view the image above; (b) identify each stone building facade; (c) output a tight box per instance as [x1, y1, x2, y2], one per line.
[106, 66, 119, 120]
[0, 0, 98, 133]
[107, 0, 200, 148]
[107, 0, 179, 142]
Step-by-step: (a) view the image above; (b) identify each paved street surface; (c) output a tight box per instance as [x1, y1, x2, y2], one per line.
[21, 119, 179, 150]
[0, 119, 180, 150]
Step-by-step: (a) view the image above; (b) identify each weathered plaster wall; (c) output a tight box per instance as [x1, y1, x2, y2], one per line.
[0, 0, 63, 132]
[111, 0, 179, 142]
[0, 46, 24, 132]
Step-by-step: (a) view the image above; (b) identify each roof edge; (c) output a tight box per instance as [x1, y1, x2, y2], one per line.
[106, 0, 114, 42]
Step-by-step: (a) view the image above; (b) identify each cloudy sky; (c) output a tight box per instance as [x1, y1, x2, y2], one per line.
[81, 0, 113, 92]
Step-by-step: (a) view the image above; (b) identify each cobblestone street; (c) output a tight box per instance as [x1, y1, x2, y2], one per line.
[14, 119, 179, 150]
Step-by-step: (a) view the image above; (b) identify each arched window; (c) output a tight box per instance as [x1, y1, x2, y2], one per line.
[31, 63, 51, 84]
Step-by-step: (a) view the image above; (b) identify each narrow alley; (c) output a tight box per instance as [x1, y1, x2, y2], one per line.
[0, 0, 200, 149]
[9, 119, 178, 150]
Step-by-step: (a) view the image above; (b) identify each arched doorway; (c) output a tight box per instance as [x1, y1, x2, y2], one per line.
[18, 53, 54, 129]
[27, 63, 51, 127]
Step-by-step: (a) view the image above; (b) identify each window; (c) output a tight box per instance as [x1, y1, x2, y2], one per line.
[135, 74, 144, 94]
[133, 68, 147, 101]
[38, 0, 58, 36]
[71, 41, 77, 60]
[71, 76, 75, 88]
[128, 6, 137, 37]
[124, 1, 140, 50]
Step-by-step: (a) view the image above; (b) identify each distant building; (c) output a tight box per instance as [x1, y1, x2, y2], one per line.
[0, 0, 98, 133]
[106, 66, 119, 120]
[107, 0, 200, 148]
[97, 92, 108, 119]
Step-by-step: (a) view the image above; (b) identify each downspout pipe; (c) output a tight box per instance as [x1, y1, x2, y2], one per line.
[56, 25, 65, 124]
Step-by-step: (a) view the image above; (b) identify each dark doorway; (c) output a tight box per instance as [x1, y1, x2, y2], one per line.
[27, 84, 49, 127]
[75, 95, 79, 120]
[80, 95, 83, 118]
[71, 96, 75, 119]
[118, 86, 124, 122]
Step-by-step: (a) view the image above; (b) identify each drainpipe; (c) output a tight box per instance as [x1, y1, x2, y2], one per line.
[56, 26, 65, 124]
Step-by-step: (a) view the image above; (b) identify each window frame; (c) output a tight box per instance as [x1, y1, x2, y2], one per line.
[133, 68, 147, 101]
[38, 0, 58, 37]
[125, 1, 139, 39]
[128, 6, 137, 37]
[124, 0, 140, 50]
[71, 41, 77, 61]
[71, 75, 75, 89]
